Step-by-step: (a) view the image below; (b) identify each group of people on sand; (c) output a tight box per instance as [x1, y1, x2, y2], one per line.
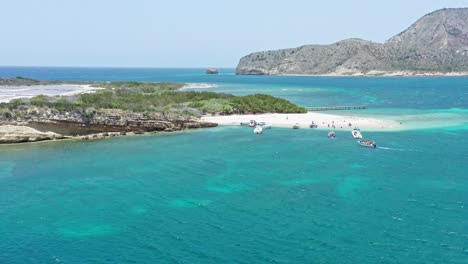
[286, 116, 356, 129]
[311, 120, 353, 129]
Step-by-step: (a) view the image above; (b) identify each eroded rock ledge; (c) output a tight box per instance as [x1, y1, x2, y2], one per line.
[0, 108, 217, 144]
[0, 125, 64, 144]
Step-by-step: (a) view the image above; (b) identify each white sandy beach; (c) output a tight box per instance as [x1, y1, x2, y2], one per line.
[202, 112, 404, 131]
[203, 110, 468, 131]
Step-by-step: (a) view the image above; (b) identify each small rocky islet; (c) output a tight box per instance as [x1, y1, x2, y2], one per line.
[206, 68, 219, 74]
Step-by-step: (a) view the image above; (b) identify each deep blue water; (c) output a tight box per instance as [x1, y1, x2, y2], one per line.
[0, 67, 467, 263]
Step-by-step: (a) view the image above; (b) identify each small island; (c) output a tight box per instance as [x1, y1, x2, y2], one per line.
[206, 68, 219, 74]
[0, 77, 306, 144]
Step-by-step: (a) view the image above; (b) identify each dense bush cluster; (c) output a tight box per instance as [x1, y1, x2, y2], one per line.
[0, 82, 306, 116]
[230, 94, 307, 114]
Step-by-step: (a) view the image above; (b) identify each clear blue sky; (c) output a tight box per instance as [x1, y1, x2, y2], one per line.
[2, 0, 467, 67]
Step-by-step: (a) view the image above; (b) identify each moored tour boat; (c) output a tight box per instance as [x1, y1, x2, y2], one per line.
[357, 140, 377, 148]
[351, 129, 363, 139]
[248, 120, 257, 127]
[328, 131, 336, 138]
[253, 125, 263, 134]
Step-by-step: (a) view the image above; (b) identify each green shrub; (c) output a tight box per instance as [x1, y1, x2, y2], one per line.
[30, 95, 51, 107]
[54, 99, 77, 112]
[2, 111, 12, 119]
[8, 99, 26, 109]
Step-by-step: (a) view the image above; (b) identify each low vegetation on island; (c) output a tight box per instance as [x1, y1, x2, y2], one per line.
[1, 80, 306, 117]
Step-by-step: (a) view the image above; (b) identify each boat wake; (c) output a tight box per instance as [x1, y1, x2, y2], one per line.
[378, 147, 421, 152]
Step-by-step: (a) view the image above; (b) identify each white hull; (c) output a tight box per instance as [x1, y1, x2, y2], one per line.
[357, 140, 376, 148]
[351, 130, 363, 139]
[253, 126, 263, 134]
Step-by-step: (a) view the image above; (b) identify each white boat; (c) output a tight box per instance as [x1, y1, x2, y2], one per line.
[357, 140, 376, 148]
[248, 120, 257, 127]
[253, 125, 263, 134]
[328, 131, 336, 138]
[351, 129, 363, 139]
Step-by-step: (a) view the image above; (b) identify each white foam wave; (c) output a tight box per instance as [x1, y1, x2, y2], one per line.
[182, 83, 218, 89]
[0, 84, 102, 103]
[378, 147, 421, 152]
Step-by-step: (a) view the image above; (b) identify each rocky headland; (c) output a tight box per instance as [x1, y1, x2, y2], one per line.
[0, 107, 218, 144]
[0, 107, 217, 144]
[236, 8, 468, 76]
[0, 125, 64, 144]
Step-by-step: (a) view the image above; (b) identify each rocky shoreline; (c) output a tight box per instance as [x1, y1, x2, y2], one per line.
[0, 125, 64, 144]
[0, 122, 218, 145]
[0, 108, 217, 144]
[0, 124, 207, 145]
[238, 69, 468, 77]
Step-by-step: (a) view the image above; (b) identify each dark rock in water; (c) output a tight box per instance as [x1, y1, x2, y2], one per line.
[206, 68, 219, 74]
[236, 8, 468, 76]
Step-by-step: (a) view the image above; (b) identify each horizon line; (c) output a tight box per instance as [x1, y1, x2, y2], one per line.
[0, 65, 236, 69]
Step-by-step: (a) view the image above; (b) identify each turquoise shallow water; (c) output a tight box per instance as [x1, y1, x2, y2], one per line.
[0, 128, 467, 263]
[0, 67, 467, 263]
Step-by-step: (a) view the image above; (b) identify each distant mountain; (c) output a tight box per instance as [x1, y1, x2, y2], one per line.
[236, 8, 468, 76]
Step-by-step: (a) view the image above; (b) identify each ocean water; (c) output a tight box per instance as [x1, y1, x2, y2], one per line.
[0, 67, 467, 263]
[1, 67, 467, 110]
